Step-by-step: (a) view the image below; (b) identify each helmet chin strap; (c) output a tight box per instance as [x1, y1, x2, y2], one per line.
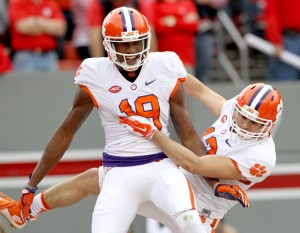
[118, 53, 145, 71]
[119, 61, 140, 72]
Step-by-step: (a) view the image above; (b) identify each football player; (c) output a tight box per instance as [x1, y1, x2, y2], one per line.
[1, 7, 206, 233]
[120, 79, 283, 232]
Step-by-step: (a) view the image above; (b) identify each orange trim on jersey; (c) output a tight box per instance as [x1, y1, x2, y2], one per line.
[41, 192, 51, 210]
[185, 176, 196, 209]
[202, 127, 215, 137]
[169, 77, 186, 100]
[210, 218, 219, 229]
[230, 158, 251, 185]
[230, 158, 242, 174]
[79, 84, 99, 108]
[202, 127, 217, 155]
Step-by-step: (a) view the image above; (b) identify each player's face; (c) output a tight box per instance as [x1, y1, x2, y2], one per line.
[236, 113, 263, 133]
[114, 41, 143, 66]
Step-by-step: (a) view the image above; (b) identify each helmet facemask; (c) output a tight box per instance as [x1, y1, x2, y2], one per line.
[103, 31, 151, 71]
[102, 7, 151, 72]
[228, 83, 283, 145]
[229, 102, 273, 145]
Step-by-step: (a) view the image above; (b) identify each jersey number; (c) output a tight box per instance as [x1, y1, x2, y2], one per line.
[202, 127, 217, 155]
[119, 95, 162, 130]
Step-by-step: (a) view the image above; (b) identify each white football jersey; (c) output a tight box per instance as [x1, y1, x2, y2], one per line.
[74, 52, 186, 156]
[184, 98, 276, 219]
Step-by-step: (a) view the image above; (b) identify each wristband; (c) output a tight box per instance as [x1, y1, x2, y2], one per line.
[24, 184, 38, 193]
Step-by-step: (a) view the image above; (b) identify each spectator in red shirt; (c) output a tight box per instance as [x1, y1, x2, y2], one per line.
[0, 0, 12, 74]
[8, 0, 66, 72]
[264, 0, 300, 80]
[86, 0, 157, 57]
[153, 0, 200, 75]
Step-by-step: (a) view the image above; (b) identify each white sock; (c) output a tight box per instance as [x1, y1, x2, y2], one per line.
[30, 192, 50, 217]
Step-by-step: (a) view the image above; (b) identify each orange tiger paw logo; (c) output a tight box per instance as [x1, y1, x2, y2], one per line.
[250, 164, 266, 177]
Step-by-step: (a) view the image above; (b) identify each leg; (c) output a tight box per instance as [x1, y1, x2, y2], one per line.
[145, 218, 172, 233]
[149, 159, 205, 233]
[43, 168, 100, 208]
[0, 218, 9, 233]
[138, 201, 180, 233]
[0, 168, 101, 229]
[92, 167, 139, 233]
[12, 51, 36, 72]
[37, 51, 58, 72]
[35, 167, 134, 233]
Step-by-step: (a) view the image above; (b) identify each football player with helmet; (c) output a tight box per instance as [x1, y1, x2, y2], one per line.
[101, 6, 151, 72]
[1, 7, 206, 233]
[120, 78, 283, 232]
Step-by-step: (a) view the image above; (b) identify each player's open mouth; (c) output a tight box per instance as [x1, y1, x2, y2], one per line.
[125, 56, 138, 64]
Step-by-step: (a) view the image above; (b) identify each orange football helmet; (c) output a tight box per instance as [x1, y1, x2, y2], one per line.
[230, 83, 283, 144]
[102, 7, 151, 71]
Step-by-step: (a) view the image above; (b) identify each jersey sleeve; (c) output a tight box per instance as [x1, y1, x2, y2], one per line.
[74, 58, 101, 108]
[169, 52, 187, 79]
[229, 145, 276, 183]
[164, 52, 187, 99]
[220, 97, 236, 114]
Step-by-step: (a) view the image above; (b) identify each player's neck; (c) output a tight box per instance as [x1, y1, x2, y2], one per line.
[118, 67, 142, 83]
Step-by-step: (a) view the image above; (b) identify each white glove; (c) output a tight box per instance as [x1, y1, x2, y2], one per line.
[119, 115, 157, 139]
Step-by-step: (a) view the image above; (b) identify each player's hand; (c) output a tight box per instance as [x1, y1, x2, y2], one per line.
[214, 183, 249, 208]
[20, 185, 38, 219]
[119, 115, 157, 139]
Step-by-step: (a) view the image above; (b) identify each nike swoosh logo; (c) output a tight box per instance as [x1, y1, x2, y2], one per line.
[225, 139, 231, 147]
[145, 79, 156, 86]
[137, 126, 147, 132]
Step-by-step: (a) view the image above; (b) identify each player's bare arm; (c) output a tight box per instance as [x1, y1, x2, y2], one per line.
[151, 131, 245, 180]
[169, 84, 206, 157]
[28, 88, 94, 187]
[184, 74, 226, 117]
[170, 81, 225, 189]
[120, 115, 244, 180]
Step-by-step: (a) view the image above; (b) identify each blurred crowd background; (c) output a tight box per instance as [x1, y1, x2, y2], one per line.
[1, 0, 300, 82]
